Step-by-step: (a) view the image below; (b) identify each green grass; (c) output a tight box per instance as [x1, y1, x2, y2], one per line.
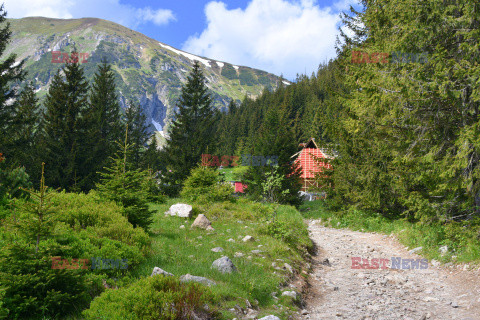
[219, 166, 249, 181]
[128, 197, 312, 319]
[300, 200, 480, 265]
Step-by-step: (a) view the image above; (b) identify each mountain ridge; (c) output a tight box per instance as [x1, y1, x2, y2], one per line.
[4, 16, 289, 136]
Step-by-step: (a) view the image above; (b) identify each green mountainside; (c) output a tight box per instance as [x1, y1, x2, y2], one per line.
[5, 17, 289, 134]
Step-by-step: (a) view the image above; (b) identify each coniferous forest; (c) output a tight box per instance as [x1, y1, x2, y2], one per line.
[1, 1, 480, 319]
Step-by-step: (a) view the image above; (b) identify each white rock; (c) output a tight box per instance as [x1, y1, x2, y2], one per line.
[165, 203, 192, 218]
[211, 247, 224, 252]
[409, 246, 423, 254]
[259, 316, 281, 320]
[151, 267, 174, 277]
[439, 245, 449, 256]
[242, 235, 255, 242]
[282, 291, 297, 299]
[431, 259, 441, 267]
[212, 256, 237, 273]
[180, 274, 216, 286]
[284, 263, 294, 273]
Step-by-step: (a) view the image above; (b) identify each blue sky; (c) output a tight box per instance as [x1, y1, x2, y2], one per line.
[4, 0, 358, 80]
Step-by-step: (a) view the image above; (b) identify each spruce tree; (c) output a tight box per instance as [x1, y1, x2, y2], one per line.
[41, 56, 89, 191]
[125, 102, 149, 168]
[243, 104, 302, 206]
[0, 4, 26, 156]
[142, 134, 161, 170]
[96, 127, 153, 230]
[161, 61, 217, 195]
[81, 61, 123, 190]
[10, 83, 41, 175]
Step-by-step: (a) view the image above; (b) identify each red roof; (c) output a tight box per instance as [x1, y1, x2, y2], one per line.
[295, 148, 330, 179]
[234, 181, 247, 193]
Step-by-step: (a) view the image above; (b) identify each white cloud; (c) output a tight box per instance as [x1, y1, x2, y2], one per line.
[135, 8, 176, 26]
[2, 0, 175, 28]
[183, 0, 349, 80]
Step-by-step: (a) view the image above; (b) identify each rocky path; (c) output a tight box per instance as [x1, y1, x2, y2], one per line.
[302, 220, 480, 320]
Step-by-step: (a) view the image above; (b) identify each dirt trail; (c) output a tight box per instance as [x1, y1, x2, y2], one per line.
[301, 220, 480, 320]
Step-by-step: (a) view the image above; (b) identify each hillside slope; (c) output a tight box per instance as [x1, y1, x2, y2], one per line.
[5, 17, 289, 134]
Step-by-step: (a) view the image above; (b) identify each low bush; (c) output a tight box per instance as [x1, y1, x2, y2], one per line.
[0, 190, 150, 319]
[258, 204, 312, 254]
[83, 275, 220, 319]
[181, 166, 234, 204]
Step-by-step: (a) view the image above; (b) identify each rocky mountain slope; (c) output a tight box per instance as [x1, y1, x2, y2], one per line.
[4, 17, 289, 136]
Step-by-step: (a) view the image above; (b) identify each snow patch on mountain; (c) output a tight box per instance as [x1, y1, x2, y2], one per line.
[152, 119, 163, 132]
[159, 43, 211, 68]
[216, 61, 224, 68]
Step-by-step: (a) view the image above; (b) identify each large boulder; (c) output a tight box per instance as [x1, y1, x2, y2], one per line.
[151, 267, 174, 277]
[179, 274, 216, 286]
[191, 214, 212, 229]
[212, 256, 237, 273]
[165, 203, 192, 218]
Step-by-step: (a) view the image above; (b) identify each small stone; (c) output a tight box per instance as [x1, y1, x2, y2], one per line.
[284, 263, 293, 273]
[197, 236, 203, 240]
[431, 259, 441, 267]
[234, 252, 244, 258]
[212, 256, 237, 273]
[191, 214, 212, 230]
[321, 258, 331, 266]
[451, 301, 459, 308]
[251, 250, 262, 254]
[211, 247, 224, 252]
[242, 235, 255, 242]
[179, 225, 185, 229]
[227, 238, 235, 242]
[151, 267, 174, 277]
[439, 245, 449, 256]
[259, 316, 281, 320]
[188, 255, 194, 259]
[180, 274, 216, 286]
[409, 246, 423, 254]
[282, 291, 297, 299]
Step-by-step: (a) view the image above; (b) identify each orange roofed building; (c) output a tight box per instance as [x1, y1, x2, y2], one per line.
[292, 138, 334, 192]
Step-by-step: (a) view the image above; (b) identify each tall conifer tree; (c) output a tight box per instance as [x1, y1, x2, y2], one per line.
[10, 83, 41, 176]
[81, 61, 123, 190]
[161, 61, 217, 195]
[42, 55, 89, 190]
[0, 5, 26, 156]
[125, 102, 149, 167]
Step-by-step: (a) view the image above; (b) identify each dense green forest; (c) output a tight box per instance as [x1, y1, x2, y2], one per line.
[216, 0, 480, 225]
